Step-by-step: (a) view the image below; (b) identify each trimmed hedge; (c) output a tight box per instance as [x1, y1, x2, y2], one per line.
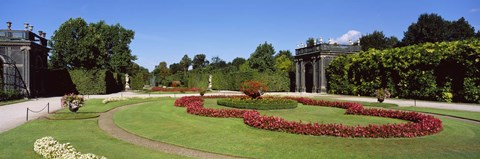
[217, 98, 297, 110]
[327, 39, 480, 103]
[45, 69, 124, 95]
[188, 70, 289, 92]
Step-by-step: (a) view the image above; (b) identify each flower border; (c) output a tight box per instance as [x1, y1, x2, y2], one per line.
[174, 96, 443, 138]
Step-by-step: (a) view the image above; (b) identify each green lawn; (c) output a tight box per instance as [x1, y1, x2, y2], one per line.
[394, 106, 480, 121]
[114, 98, 480, 159]
[0, 98, 188, 159]
[48, 97, 169, 119]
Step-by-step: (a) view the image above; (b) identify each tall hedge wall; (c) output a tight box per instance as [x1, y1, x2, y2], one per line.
[45, 69, 124, 96]
[326, 39, 480, 103]
[188, 70, 290, 92]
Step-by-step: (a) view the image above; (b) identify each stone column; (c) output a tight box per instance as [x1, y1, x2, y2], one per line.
[312, 57, 318, 93]
[301, 60, 306, 92]
[295, 59, 300, 92]
[319, 56, 327, 93]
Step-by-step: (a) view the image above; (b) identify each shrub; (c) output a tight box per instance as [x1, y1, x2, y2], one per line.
[217, 98, 297, 110]
[0, 90, 22, 101]
[240, 80, 267, 99]
[327, 39, 480, 103]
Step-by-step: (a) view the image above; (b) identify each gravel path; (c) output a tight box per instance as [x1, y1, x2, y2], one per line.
[98, 102, 247, 159]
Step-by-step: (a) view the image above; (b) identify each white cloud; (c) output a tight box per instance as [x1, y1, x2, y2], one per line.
[333, 30, 361, 44]
[470, 8, 479, 13]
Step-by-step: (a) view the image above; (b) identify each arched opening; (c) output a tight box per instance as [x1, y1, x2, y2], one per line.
[305, 63, 314, 93]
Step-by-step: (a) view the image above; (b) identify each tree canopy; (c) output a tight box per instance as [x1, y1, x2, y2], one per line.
[49, 18, 136, 73]
[248, 42, 276, 72]
[192, 54, 208, 69]
[359, 31, 399, 51]
[402, 13, 476, 46]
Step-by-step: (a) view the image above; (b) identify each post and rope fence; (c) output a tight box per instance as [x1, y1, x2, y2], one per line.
[26, 102, 49, 121]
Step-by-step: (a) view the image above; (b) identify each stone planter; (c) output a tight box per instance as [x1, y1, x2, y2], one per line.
[68, 103, 80, 112]
[377, 98, 384, 103]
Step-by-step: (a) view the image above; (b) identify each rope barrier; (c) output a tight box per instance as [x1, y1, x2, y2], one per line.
[26, 103, 49, 121]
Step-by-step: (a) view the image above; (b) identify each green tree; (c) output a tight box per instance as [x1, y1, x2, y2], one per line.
[209, 56, 227, 70]
[169, 63, 182, 74]
[231, 57, 246, 69]
[49, 18, 136, 73]
[192, 54, 208, 69]
[275, 50, 293, 60]
[274, 54, 294, 72]
[402, 13, 449, 46]
[49, 17, 90, 69]
[360, 30, 399, 51]
[448, 17, 475, 41]
[248, 42, 276, 72]
[306, 38, 315, 47]
[152, 61, 170, 85]
[180, 54, 192, 76]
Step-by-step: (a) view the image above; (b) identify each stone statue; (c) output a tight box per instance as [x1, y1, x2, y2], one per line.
[125, 73, 130, 90]
[208, 74, 212, 90]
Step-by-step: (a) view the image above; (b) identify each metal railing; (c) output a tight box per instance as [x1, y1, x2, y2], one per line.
[26, 102, 49, 121]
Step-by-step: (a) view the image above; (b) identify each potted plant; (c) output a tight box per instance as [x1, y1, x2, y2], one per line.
[199, 88, 207, 96]
[240, 80, 268, 99]
[375, 88, 391, 103]
[61, 93, 85, 112]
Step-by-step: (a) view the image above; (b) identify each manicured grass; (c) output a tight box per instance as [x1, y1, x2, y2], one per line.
[114, 98, 480, 159]
[50, 97, 170, 120]
[0, 99, 28, 106]
[394, 106, 480, 121]
[0, 119, 188, 159]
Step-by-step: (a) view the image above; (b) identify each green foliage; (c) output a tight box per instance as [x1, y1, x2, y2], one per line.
[327, 39, 480, 103]
[186, 69, 210, 88]
[192, 54, 208, 69]
[152, 61, 171, 86]
[68, 69, 123, 94]
[306, 38, 315, 47]
[402, 13, 476, 46]
[49, 18, 136, 73]
[249, 42, 276, 72]
[217, 98, 297, 110]
[274, 54, 294, 72]
[360, 30, 398, 51]
[231, 57, 246, 69]
[129, 63, 150, 90]
[208, 56, 228, 70]
[207, 70, 289, 92]
[0, 90, 22, 101]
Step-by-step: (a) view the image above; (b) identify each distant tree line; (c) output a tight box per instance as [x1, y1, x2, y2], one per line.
[360, 13, 479, 51]
[152, 42, 295, 91]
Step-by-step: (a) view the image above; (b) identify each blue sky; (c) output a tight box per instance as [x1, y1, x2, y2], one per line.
[2, 0, 479, 71]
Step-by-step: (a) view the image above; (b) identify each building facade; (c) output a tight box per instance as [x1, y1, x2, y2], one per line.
[294, 43, 360, 93]
[0, 23, 49, 97]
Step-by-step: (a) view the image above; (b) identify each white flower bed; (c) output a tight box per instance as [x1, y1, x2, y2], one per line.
[102, 97, 129, 104]
[34, 136, 107, 159]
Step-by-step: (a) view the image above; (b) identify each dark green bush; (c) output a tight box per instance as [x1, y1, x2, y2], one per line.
[0, 90, 22, 101]
[327, 39, 480, 103]
[217, 98, 297, 110]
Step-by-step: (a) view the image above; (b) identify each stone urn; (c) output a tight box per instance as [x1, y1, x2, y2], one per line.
[68, 102, 80, 112]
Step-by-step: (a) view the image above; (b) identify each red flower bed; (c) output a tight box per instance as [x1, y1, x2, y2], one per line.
[175, 96, 251, 118]
[174, 96, 443, 138]
[152, 87, 200, 92]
